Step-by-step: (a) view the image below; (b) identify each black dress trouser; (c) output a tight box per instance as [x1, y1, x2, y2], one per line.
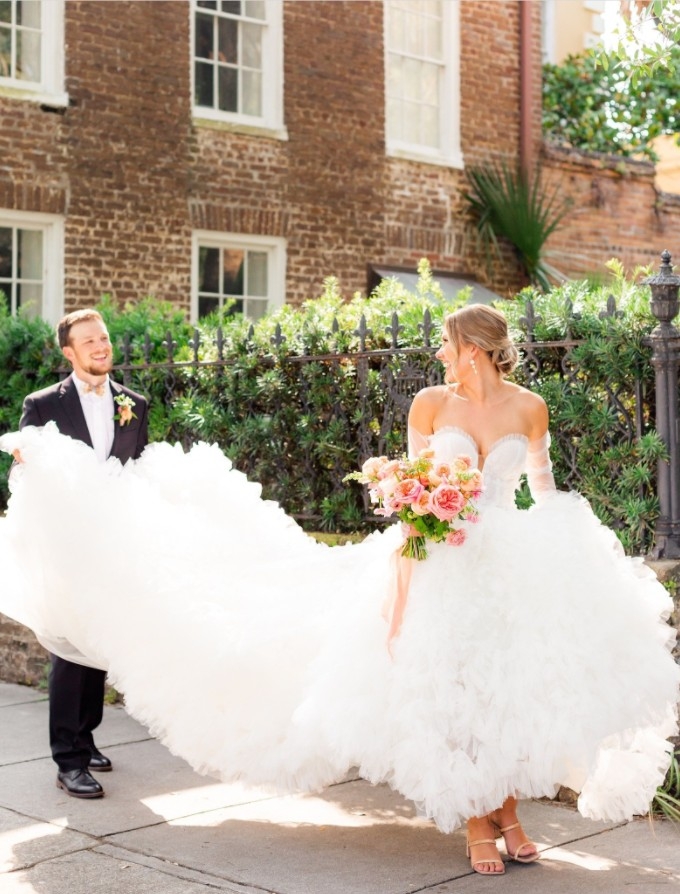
[48, 654, 106, 772]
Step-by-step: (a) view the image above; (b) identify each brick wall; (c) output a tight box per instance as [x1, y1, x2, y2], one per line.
[0, 616, 47, 686]
[0, 0, 537, 314]
[542, 144, 680, 278]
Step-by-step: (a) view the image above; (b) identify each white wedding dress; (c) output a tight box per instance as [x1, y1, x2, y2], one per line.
[0, 422, 677, 832]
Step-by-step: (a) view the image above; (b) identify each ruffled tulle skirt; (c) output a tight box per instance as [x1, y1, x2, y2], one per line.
[0, 423, 677, 832]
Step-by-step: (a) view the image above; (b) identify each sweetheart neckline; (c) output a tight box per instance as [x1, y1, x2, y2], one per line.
[430, 425, 528, 460]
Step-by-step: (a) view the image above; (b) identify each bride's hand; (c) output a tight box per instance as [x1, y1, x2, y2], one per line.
[12, 449, 23, 463]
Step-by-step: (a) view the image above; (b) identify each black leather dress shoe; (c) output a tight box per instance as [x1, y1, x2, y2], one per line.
[88, 749, 113, 772]
[56, 768, 104, 798]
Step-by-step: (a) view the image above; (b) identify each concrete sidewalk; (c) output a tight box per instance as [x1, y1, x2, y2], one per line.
[0, 681, 678, 893]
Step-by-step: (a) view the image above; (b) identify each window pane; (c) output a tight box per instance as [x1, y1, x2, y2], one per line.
[199, 246, 220, 293]
[423, 15, 442, 58]
[17, 27, 40, 81]
[242, 69, 260, 116]
[17, 282, 42, 316]
[227, 297, 244, 315]
[403, 57, 421, 102]
[222, 249, 244, 294]
[197, 1, 217, 9]
[422, 0, 442, 18]
[420, 104, 439, 147]
[218, 65, 237, 111]
[241, 21, 261, 69]
[244, 298, 267, 321]
[386, 97, 402, 142]
[221, 0, 241, 14]
[198, 295, 219, 318]
[0, 27, 10, 78]
[0, 227, 11, 278]
[421, 60, 439, 105]
[18, 228, 42, 278]
[18, 0, 41, 28]
[403, 12, 421, 56]
[195, 61, 214, 106]
[247, 251, 267, 296]
[218, 16, 237, 63]
[401, 99, 420, 137]
[388, 8, 405, 53]
[0, 3, 10, 25]
[387, 54, 402, 97]
[195, 13, 214, 59]
[245, 0, 265, 21]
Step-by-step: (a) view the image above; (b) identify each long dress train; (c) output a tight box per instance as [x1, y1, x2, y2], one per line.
[0, 422, 677, 832]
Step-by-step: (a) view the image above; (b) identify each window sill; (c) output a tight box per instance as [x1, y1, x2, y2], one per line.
[192, 112, 288, 142]
[387, 144, 464, 170]
[0, 83, 69, 108]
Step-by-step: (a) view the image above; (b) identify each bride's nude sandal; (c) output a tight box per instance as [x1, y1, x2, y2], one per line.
[492, 821, 540, 864]
[466, 836, 506, 875]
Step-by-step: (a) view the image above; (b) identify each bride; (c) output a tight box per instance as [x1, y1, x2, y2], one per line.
[0, 304, 677, 878]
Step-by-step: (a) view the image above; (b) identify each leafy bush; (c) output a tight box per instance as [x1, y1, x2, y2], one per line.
[0, 261, 667, 554]
[543, 47, 680, 160]
[0, 296, 63, 499]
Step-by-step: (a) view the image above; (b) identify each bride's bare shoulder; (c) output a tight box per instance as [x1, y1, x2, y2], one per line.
[409, 385, 449, 431]
[509, 385, 549, 434]
[412, 384, 449, 406]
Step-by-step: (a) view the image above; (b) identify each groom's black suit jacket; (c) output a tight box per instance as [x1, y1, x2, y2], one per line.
[20, 372, 149, 462]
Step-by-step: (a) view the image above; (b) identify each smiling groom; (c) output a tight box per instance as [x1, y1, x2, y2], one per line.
[18, 308, 148, 799]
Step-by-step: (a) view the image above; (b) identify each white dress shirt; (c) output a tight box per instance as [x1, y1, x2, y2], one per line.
[74, 374, 115, 463]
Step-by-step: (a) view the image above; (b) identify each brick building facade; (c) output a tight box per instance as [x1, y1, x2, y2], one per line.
[0, 0, 545, 325]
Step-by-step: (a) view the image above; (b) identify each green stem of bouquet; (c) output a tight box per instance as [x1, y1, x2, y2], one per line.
[402, 535, 428, 561]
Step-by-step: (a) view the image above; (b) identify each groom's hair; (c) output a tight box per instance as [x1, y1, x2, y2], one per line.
[56, 309, 106, 348]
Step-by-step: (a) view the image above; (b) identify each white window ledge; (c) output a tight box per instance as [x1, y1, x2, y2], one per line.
[387, 142, 464, 170]
[193, 113, 289, 142]
[0, 83, 69, 107]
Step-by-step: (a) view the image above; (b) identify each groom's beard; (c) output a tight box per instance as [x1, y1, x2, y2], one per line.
[83, 357, 113, 377]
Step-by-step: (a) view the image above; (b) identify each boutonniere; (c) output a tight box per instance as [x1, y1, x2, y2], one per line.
[114, 394, 137, 427]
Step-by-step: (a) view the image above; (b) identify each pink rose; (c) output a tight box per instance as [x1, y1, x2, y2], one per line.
[410, 489, 432, 516]
[434, 462, 451, 479]
[459, 470, 483, 493]
[453, 455, 473, 471]
[418, 448, 435, 459]
[378, 459, 402, 480]
[361, 456, 387, 480]
[446, 528, 467, 546]
[391, 478, 424, 508]
[375, 497, 397, 517]
[376, 475, 399, 498]
[428, 483, 465, 521]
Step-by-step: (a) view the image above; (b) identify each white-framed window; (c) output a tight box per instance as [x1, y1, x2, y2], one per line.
[192, 231, 286, 321]
[0, 0, 66, 104]
[0, 210, 64, 323]
[191, 0, 284, 135]
[384, 0, 462, 168]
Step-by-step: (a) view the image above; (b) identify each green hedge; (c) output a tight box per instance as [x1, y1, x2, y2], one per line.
[0, 260, 665, 553]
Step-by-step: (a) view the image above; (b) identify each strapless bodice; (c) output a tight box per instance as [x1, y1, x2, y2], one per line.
[428, 426, 528, 509]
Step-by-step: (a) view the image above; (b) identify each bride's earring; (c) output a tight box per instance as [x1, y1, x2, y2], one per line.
[470, 356, 478, 375]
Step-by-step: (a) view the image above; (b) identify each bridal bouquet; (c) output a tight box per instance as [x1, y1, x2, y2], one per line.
[346, 449, 483, 560]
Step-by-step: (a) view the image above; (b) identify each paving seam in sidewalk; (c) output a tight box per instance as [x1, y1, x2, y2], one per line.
[95, 842, 286, 894]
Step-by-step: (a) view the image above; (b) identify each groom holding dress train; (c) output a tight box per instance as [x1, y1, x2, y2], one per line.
[15, 308, 148, 798]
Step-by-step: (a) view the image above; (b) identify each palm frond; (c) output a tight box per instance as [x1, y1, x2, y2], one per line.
[464, 162, 572, 290]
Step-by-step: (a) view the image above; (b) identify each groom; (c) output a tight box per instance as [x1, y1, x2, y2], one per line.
[17, 308, 148, 799]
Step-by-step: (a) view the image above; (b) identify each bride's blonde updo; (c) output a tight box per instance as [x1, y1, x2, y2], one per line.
[445, 305, 519, 377]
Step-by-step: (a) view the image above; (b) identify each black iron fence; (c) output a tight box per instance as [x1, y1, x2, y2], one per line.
[97, 250, 680, 559]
